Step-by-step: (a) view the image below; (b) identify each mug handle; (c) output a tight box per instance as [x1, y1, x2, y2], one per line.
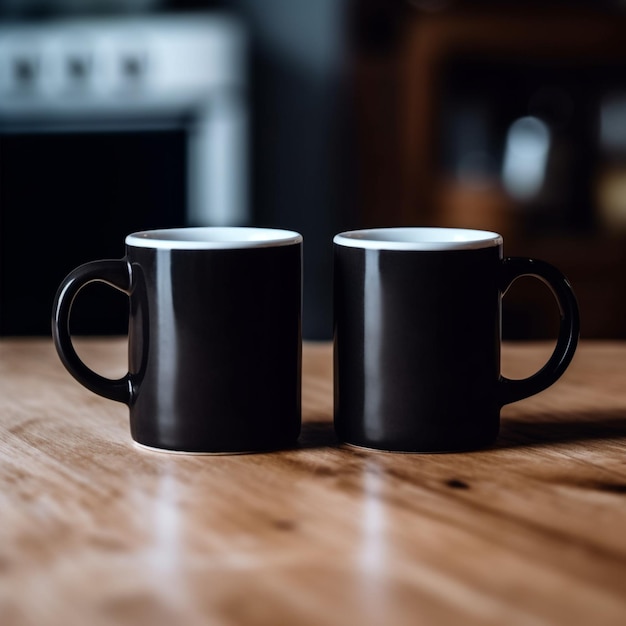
[498, 257, 580, 406]
[52, 259, 133, 405]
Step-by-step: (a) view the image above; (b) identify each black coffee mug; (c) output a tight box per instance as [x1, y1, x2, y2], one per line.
[333, 227, 580, 453]
[52, 227, 303, 454]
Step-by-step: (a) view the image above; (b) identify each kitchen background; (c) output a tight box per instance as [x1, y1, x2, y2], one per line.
[1, 0, 625, 341]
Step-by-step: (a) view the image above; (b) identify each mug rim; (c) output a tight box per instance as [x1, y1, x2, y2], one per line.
[333, 227, 503, 251]
[126, 226, 303, 250]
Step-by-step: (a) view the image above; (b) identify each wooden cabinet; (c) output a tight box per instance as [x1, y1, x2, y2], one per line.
[351, 4, 626, 338]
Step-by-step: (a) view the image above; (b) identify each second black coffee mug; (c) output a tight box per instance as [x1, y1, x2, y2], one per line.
[52, 226, 303, 454]
[333, 227, 580, 453]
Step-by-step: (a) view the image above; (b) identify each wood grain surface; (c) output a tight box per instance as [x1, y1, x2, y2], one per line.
[1, 338, 626, 626]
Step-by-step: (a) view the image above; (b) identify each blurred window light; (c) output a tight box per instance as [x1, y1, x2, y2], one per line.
[502, 116, 551, 202]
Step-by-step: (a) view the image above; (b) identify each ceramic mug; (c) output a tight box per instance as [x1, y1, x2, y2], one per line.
[333, 227, 580, 453]
[52, 226, 303, 454]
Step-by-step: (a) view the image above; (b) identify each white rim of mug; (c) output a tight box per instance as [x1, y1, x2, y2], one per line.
[333, 227, 503, 251]
[126, 226, 302, 250]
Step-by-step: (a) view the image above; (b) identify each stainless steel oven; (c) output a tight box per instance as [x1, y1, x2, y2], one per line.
[0, 12, 248, 334]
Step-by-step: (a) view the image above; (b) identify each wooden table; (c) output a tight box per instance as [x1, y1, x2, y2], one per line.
[1, 338, 626, 626]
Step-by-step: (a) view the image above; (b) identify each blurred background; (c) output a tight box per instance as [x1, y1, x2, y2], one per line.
[1, 0, 625, 340]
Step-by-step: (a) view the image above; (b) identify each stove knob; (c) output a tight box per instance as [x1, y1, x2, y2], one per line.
[13, 56, 38, 87]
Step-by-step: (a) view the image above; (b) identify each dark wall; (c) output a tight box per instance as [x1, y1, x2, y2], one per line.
[162, 0, 359, 339]
[223, 0, 358, 340]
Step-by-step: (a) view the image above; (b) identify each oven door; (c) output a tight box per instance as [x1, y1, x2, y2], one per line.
[0, 125, 187, 335]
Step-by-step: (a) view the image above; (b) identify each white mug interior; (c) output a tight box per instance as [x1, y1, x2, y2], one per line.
[126, 226, 302, 250]
[333, 227, 503, 251]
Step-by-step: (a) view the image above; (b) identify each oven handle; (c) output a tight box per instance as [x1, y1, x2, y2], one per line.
[52, 259, 133, 405]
